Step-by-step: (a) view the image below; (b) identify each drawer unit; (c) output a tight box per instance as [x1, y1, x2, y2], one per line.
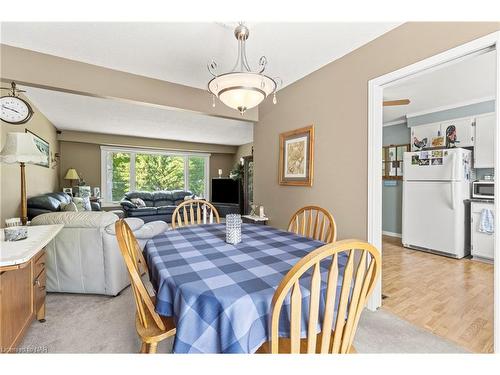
[0, 249, 47, 352]
[34, 251, 46, 279]
[33, 250, 46, 321]
[470, 201, 495, 260]
[33, 268, 46, 318]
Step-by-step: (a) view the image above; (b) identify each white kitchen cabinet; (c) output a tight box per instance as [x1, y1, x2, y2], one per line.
[471, 201, 495, 261]
[474, 112, 495, 168]
[441, 117, 475, 148]
[411, 123, 441, 151]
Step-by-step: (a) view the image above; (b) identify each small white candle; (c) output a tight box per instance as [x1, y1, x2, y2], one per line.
[218, 169, 223, 178]
[259, 206, 265, 218]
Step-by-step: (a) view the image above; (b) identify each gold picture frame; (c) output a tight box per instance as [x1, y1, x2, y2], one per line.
[279, 125, 314, 186]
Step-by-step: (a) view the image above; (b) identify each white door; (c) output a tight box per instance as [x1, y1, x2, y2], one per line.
[442, 118, 475, 148]
[411, 123, 440, 151]
[474, 113, 496, 168]
[471, 201, 495, 260]
[403, 181, 464, 256]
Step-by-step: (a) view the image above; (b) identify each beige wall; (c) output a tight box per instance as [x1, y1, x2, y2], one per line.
[58, 130, 237, 154]
[210, 153, 235, 181]
[59, 133, 236, 193]
[255, 22, 500, 237]
[234, 142, 253, 165]
[0, 94, 60, 224]
[59, 141, 101, 188]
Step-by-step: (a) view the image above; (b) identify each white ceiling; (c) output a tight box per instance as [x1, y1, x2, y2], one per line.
[23, 86, 254, 146]
[383, 49, 497, 125]
[1, 22, 400, 90]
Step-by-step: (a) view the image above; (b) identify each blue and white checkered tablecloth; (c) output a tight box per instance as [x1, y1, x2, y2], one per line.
[144, 223, 347, 354]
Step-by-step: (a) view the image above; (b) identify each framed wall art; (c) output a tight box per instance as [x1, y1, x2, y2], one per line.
[25, 129, 49, 168]
[279, 125, 314, 186]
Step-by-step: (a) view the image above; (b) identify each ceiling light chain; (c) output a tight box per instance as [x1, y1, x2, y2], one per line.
[207, 23, 280, 115]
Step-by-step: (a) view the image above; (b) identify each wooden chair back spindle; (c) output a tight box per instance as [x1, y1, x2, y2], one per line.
[288, 206, 337, 243]
[115, 220, 166, 331]
[171, 199, 221, 230]
[267, 239, 381, 354]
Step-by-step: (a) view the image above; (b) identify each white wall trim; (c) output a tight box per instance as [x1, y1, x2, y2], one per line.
[405, 95, 496, 119]
[367, 31, 500, 354]
[382, 231, 402, 238]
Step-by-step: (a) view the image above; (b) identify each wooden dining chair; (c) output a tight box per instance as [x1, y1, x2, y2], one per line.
[257, 239, 381, 354]
[288, 206, 337, 243]
[171, 199, 221, 230]
[115, 219, 176, 353]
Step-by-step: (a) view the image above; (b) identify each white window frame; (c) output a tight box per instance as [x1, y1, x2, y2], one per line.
[100, 145, 211, 203]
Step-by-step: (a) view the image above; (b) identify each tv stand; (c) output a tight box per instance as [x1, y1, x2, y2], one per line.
[213, 202, 241, 217]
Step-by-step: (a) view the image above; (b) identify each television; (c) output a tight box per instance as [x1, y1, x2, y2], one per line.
[211, 178, 240, 204]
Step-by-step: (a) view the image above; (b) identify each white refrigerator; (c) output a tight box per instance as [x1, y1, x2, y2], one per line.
[402, 148, 472, 258]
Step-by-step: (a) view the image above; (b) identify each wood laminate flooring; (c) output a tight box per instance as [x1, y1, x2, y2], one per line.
[382, 235, 494, 353]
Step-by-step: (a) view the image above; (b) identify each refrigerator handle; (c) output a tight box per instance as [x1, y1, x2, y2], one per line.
[451, 152, 457, 181]
[450, 182, 456, 210]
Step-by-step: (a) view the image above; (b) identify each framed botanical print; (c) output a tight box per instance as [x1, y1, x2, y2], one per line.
[25, 129, 49, 168]
[279, 125, 314, 186]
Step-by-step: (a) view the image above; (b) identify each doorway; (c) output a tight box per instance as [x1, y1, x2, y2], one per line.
[367, 31, 500, 353]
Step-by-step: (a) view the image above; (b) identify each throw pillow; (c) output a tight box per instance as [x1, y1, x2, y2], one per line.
[131, 198, 146, 208]
[184, 195, 201, 201]
[61, 201, 78, 212]
[82, 196, 92, 211]
[72, 197, 91, 211]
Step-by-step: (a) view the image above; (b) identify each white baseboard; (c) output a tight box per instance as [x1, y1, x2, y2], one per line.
[382, 231, 402, 238]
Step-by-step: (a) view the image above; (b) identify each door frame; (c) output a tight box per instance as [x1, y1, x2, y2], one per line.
[366, 31, 500, 351]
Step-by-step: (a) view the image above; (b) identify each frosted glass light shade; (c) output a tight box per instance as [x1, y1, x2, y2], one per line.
[0, 132, 46, 164]
[208, 72, 276, 114]
[219, 89, 264, 113]
[64, 168, 80, 180]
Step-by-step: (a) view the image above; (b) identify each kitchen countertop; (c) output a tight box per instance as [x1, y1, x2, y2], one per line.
[0, 224, 63, 267]
[464, 198, 494, 203]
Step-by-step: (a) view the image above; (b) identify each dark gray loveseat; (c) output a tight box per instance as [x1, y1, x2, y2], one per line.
[27, 192, 101, 220]
[119, 190, 192, 223]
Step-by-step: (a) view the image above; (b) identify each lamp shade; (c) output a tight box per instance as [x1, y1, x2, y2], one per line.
[0, 132, 46, 164]
[64, 168, 80, 180]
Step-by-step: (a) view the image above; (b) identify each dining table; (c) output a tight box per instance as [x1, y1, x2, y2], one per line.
[144, 223, 347, 354]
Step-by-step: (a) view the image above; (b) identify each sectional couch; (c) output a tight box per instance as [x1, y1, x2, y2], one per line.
[119, 190, 193, 223]
[27, 192, 101, 220]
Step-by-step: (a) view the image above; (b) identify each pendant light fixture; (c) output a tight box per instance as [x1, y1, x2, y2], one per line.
[207, 23, 280, 115]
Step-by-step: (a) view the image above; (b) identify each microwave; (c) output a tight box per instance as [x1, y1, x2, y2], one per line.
[472, 180, 495, 199]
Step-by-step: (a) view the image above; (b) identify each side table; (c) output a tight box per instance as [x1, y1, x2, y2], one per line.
[242, 215, 269, 225]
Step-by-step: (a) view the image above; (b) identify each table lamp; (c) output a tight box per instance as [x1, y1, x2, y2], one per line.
[0, 132, 47, 225]
[64, 168, 80, 187]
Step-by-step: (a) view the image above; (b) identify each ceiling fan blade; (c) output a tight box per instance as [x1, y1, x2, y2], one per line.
[383, 99, 410, 106]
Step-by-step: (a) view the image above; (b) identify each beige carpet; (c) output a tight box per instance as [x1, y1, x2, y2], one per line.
[19, 285, 468, 354]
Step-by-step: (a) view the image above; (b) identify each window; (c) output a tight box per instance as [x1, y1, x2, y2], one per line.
[110, 152, 131, 202]
[135, 154, 185, 191]
[101, 147, 210, 202]
[382, 144, 409, 180]
[188, 156, 207, 197]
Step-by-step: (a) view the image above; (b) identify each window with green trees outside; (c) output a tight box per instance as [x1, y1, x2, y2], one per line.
[102, 147, 209, 202]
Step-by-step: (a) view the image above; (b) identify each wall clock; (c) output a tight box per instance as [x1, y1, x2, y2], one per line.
[1, 82, 34, 125]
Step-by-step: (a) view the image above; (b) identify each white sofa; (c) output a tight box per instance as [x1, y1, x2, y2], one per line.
[31, 211, 168, 296]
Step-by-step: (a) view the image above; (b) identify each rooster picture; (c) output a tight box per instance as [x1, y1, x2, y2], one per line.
[446, 125, 458, 148]
[413, 137, 428, 150]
